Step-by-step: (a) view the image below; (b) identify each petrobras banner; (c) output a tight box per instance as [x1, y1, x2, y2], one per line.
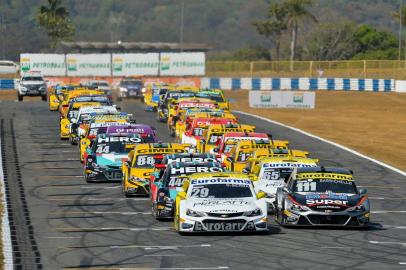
[249, 91, 315, 109]
[112, 53, 159, 76]
[20, 54, 65, 76]
[282, 91, 315, 109]
[20, 52, 206, 76]
[159, 52, 205, 76]
[66, 54, 111, 76]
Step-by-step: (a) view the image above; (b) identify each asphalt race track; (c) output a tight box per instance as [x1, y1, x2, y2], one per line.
[1, 98, 406, 270]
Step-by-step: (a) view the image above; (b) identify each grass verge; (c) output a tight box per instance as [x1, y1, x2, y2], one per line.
[225, 90, 406, 172]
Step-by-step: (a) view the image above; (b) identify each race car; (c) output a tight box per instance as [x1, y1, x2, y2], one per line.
[243, 156, 319, 211]
[150, 161, 225, 219]
[224, 139, 290, 172]
[174, 172, 268, 233]
[274, 166, 370, 227]
[211, 132, 270, 161]
[144, 83, 174, 111]
[181, 117, 237, 146]
[196, 89, 230, 111]
[58, 89, 105, 116]
[167, 98, 217, 137]
[69, 106, 119, 145]
[59, 101, 106, 140]
[121, 143, 191, 196]
[84, 134, 143, 182]
[197, 123, 256, 153]
[176, 110, 237, 140]
[156, 90, 198, 122]
[48, 83, 82, 111]
[79, 121, 130, 163]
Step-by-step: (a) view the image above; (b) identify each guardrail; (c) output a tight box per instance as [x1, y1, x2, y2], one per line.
[201, 77, 395, 92]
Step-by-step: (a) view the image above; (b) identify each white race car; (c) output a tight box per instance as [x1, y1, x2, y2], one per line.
[174, 172, 268, 233]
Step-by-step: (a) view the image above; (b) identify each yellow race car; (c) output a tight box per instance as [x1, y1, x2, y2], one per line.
[48, 84, 82, 111]
[224, 139, 290, 172]
[197, 123, 256, 153]
[196, 89, 230, 111]
[121, 143, 191, 196]
[144, 83, 176, 112]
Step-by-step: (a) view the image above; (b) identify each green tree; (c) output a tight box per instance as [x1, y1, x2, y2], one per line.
[253, 3, 287, 60]
[282, 0, 317, 62]
[37, 0, 75, 49]
[305, 21, 359, 60]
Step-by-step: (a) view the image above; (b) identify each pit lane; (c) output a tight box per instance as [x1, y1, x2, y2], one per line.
[1, 99, 406, 269]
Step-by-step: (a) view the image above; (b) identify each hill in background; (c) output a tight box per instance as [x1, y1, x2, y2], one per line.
[0, 0, 402, 60]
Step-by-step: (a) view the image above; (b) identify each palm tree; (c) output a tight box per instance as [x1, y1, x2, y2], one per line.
[37, 0, 75, 49]
[282, 0, 317, 63]
[253, 3, 287, 60]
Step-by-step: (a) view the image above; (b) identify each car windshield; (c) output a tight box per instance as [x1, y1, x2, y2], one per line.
[67, 108, 79, 120]
[122, 80, 142, 86]
[22, 76, 43, 81]
[75, 96, 109, 103]
[189, 183, 253, 198]
[163, 165, 224, 187]
[93, 140, 135, 154]
[293, 178, 357, 194]
[259, 167, 293, 181]
[168, 92, 195, 99]
[197, 93, 225, 102]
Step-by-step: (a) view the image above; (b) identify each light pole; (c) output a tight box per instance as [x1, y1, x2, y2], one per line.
[179, 0, 185, 52]
[399, 0, 403, 61]
[0, 15, 5, 59]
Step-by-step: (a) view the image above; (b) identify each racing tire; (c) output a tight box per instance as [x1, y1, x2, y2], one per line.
[17, 93, 23, 102]
[69, 137, 77, 145]
[41, 95, 47, 101]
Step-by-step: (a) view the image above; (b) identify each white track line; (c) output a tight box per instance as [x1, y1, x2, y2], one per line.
[234, 110, 406, 177]
[0, 135, 14, 269]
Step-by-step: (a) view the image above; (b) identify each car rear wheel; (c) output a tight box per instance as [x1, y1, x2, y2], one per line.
[17, 93, 23, 102]
[41, 95, 47, 101]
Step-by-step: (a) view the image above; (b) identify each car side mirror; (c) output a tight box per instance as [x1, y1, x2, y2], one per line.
[226, 157, 234, 163]
[71, 118, 77, 124]
[242, 168, 249, 174]
[257, 191, 266, 199]
[212, 148, 219, 153]
[200, 139, 206, 145]
[359, 188, 367, 195]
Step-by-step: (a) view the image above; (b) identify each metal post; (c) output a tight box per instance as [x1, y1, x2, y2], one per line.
[179, 0, 185, 52]
[399, 0, 403, 61]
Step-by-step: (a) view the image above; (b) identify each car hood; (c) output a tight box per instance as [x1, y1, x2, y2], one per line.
[186, 198, 257, 213]
[294, 192, 361, 211]
[21, 81, 44, 86]
[96, 153, 128, 166]
[256, 179, 285, 195]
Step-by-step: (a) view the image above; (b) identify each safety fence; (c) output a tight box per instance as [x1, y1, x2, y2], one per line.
[0, 79, 15, 90]
[1, 77, 399, 92]
[206, 60, 406, 80]
[200, 77, 395, 92]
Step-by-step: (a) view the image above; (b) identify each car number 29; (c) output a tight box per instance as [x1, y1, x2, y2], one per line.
[191, 187, 209, 198]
